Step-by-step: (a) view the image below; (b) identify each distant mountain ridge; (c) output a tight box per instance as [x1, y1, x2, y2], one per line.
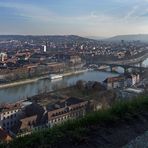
[1, 34, 148, 42]
[85, 36, 106, 40]
[0, 35, 94, 42]
[107, 34, 148, 42]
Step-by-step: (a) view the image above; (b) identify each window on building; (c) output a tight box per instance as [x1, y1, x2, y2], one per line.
[28, 121, 31, 126]
[32, 120, 35, 126]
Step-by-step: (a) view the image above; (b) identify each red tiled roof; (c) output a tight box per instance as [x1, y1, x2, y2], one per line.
[104, 76, 123, 83]
[0, 128, 12, 142]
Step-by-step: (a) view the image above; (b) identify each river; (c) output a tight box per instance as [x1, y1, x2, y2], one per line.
[0, 58, 147, 103]
[0, 71, 118, 103]
[143, 57, 148, 67]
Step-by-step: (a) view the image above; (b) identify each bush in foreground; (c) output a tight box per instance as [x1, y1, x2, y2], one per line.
[2, 94, 148, 148]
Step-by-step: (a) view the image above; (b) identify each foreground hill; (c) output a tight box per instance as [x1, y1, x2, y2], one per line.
[107, 34, 148, 42]
[1, 94, 148, 148]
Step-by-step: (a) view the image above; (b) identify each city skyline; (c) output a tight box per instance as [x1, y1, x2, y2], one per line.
[0, 0, 148, 36]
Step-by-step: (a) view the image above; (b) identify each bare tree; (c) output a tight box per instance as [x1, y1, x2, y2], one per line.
[76, 80, 85, 90]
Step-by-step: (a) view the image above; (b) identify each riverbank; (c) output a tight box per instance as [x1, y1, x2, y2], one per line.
[62, 69, 88, 77]
[0, 75, 49, 89]
[0, 78, 37, 89]
[0, 69, 88, 89]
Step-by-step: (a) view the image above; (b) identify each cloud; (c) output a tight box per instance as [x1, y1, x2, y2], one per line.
[0, 1, 129, 23]
[0, 1, 148, 36]
[0, 2, 56, 22]
[123, 5, 139, 20]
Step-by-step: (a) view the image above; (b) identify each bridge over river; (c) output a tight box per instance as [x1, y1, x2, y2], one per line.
[88, 53, 148, 73]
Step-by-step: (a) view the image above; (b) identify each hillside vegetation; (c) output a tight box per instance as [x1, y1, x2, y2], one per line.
[1, 93, 148, 148]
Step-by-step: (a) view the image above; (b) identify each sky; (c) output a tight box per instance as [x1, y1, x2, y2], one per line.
[0, 0, 148, 37]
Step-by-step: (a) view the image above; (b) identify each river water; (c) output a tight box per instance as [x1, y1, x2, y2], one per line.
[0, 58, 147, 103]
[143, 58, 148, 67]
[0, 71, 118, 103]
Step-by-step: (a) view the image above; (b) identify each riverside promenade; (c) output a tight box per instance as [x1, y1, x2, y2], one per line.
[0, 69, 88, 89]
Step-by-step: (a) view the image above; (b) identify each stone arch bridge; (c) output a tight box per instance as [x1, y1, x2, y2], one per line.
[88, 53, 148, 73]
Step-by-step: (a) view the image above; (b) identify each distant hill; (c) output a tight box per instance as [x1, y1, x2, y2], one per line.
[86, 36, 106, 40]
[107, 34, 148, 42]
[1, 34, 148, 43]
[0, 35, 95, 42]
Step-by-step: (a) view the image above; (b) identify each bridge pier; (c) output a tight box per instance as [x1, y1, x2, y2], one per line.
[110, 66, 116, 72]
[112, 66, 118, 72]
[139, 61, 143, 74]
[110, 66, 113, 72]
[124, 67, 128, 74]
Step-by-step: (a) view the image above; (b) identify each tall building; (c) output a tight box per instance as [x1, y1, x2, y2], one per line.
[0, 52, 7, 62]
[43, 45, 47, 52]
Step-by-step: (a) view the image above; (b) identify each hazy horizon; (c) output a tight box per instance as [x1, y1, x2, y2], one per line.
[1, 33, 148, 38]
[1, 0, 148, 36]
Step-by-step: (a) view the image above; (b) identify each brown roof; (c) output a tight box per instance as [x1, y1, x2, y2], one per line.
[47, 97, 86, 111]
[20, 115, 37, 130]
[47, 98, 88, 119]
[0, 128, 12, 142]
[104, 76, 124, 83]
[0, 103, 21, 113]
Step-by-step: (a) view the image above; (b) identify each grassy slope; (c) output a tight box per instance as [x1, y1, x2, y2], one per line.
[1, 94, 148, 148]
